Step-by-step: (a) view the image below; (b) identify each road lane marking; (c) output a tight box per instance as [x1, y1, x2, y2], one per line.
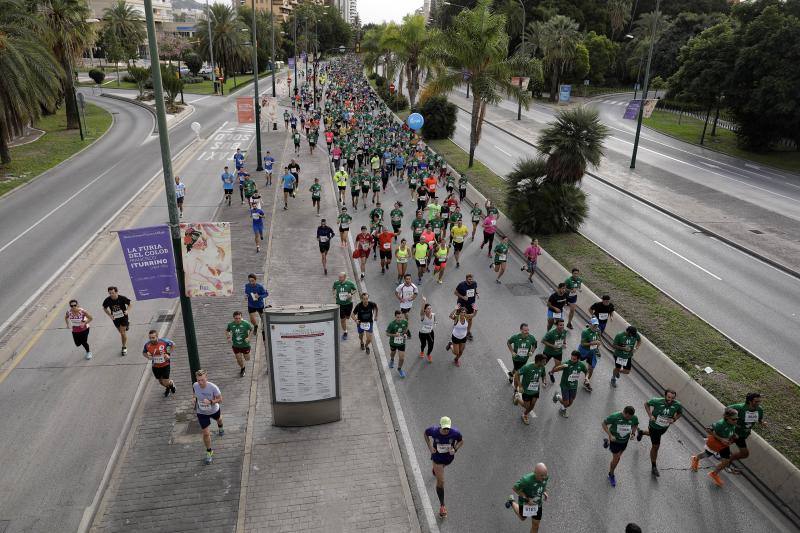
[494, 145, 513, 157]
[701, 161, 721, 169]
[653, 240, 722, 280]
[497, 358, 510, 376]
[744, 163, 761, 170]
[0, 163, 120, 253]
[186, 95, 212, 104]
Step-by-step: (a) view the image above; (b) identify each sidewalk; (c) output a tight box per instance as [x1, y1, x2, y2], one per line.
[445, 89, 800, 271]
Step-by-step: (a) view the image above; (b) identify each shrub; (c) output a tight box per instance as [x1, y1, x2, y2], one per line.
[368, 72, 377, 80]
[184, 52, 203, 77]
[413, 95, 457, 140]
[183, 76, 204, 84]
[375, 75, 385, 87]
[121, 74, 136, 83]
[88, 68, 105, 85]
[388, 93, 409, 112]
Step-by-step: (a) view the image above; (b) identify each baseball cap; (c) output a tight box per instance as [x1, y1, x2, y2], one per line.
[440, 416, 452, 429]
[590, 318, 599, 325]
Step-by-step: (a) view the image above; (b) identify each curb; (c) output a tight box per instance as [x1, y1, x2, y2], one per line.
[99, 93, 195, 135]
[449, 101, 800, 281]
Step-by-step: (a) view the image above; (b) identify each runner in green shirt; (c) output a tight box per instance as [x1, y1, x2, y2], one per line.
[243, 176, 257, 204]
[349, 173, 361, 209]
[430, 216, 445, 241]
[411, 211, 426, 244]
[542, 320, 568, 375]
[309, 178, 322, 216]
[470, 206, 483, 241]
[611, 325, 641, 388]
[505, 463, 549, 527]
[601, 406, 639, 487]
[225, 311, 252, 377]
[691, 407, 740, 487]
[727, 392, 766, 468]
[493, 236, 510, 284]
[506, 324, 538, 382]
[386, 310, 409, 378]
[371, 173, 381, 203]
[636, 389, 683, 477]
[336, 208, 352, 247]
[549, 350, 588, 418]
[564, 268, 582, 329]
[332, 273, 357, 340]
[578, 318, 602, 391]
[513, 354, 547, 425]
[458, 175, 468, 201]
[369, 203, 384, 223]
[390, 203, 404, 235]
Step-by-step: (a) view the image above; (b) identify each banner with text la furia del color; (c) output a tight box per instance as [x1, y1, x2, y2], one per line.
[179, 222, 234, 297]
[117, 225, 179, 300]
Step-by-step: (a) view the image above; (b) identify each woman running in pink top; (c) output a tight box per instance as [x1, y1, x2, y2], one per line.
[522, 239, 542, 282]
[65, 299, 93, 360]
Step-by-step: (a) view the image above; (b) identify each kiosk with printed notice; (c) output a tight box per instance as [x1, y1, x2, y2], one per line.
[264, 304, 341, 426]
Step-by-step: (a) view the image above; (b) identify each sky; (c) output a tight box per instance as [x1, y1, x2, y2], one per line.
[358, 0, 423, 24]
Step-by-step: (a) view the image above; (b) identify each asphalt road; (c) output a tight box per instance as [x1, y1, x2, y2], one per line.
[345, 173, 795, 533]
[447, 106, 800, 383]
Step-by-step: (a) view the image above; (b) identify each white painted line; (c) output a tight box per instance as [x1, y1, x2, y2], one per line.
[494, 145, 513, 157]
[497, 358, 509, 376]
[701, 161, 721, 169]
[653, 240, 722, 280]
[744, 163, 761, 170]
[0, 162, 120, 254]
[186, 94, 212, 104]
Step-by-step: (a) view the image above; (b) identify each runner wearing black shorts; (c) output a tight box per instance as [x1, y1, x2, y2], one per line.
[102, 286, 132, 355]
[317, 219, 335, 275]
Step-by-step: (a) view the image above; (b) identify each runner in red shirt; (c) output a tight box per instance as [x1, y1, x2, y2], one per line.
[142, 330, 176, 397]
[353, 226, 373, 280]
[377, 227, 396, 274]
[325, 130, 334, 153]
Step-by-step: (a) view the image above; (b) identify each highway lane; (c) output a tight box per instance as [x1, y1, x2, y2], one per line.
[345, 174, 795, 532]
[448, 107, 800, 382]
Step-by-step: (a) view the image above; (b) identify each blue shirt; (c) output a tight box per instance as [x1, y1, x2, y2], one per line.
[317, 225, 334, 242]
[234, 152, 244, 168]
[244, 282, 267, 308]
[250, 208, 265, 227]
[263, 156, 275, 171]
[395, 155, 405, 167]
[221, 172, 235, 190]
[281, 173, 295, 189]
[425, 425, 462, 464]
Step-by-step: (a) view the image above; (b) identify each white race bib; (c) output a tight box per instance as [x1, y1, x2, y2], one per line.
[656, 415, 673, 427]
[69, 318, 84, 327]
[382, 242, 391, 250]
[617, 424, 631, 437]
[320, 236, 328, 243]
[251, 213, 261, 220]
[490, 219, 496, 226]
[516, 348, 529, 357]
[436, 443, 451, 454]
[111, 310, 124, 319]
[554, 339, 563, 348]
[152, 355, 165, 364]
[522, 504, 539, 517]
[598, 313, 609, 320]
[338, 291, 350, 301]
[341, 223, 349, 229]
[744, 411, 759, 424]
[198, 400, 214, 412]
[567, 372, 579, 382]
[359, 322, 371, 331]
[466, 289, 475, 298]
[497, 253, 507, 261]
[615, 357, 627, 366]
[391, 335, 404, 346]
[527, 381, 539, 393]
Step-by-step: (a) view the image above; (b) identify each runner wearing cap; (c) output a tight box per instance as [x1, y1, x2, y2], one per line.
[505, 463, 549, 532]
[424, 416, 464, 519]
[578, 319, 602, 391]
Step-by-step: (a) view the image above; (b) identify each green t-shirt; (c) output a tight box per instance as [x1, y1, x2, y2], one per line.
[513, 473, 548, 504]
[711, 418, 737, 441]
[386, 319, 408, 347]
[370, 207, 384, 221]
[458, 176, 468, 189]
[310, 183, 321, 199]
[371, 175, 382, 191]
[508, 333, 537, 364]
[493, 243, 509, 263]
[350, 175, 361, 188]
[446, 176, 455, 187]
[580, 327, 600, 351]
[337, 214, 352, 229]
[471, 207, 483, 221]
[542, 328, 567, 357]
[430, 218, 444, 236]
[227, 320, 252, 348]
[427, 203, 442, 221]
[518, 363, 546, 396]
[243, 179, 256, 196]
[565, 275, 582, 296]
[390, 209, 403, 225]
[411, 218, 426, 235]
[448, 211, 462, 224]
[728, 402, 764, 438]
[647, 397, 683, 430]
[332, 279, 357, 305]
[604, 412, 639, 442]
[613, 331, 640, 361]
[559, 359, 587, 390]
[292, 132, 301, 144]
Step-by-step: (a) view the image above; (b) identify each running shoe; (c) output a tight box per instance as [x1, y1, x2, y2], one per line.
[388, 359, 394, 369]
[121, 347, 127, 356]
[218, 428, 225, 436]
[426, 354, 432, 363]
[552, 392, 560, 403]
[549, 372, 555, 384]
[708, 471, 724, 487]
[366, 347, 370, 354]
[583, 380, 593, 392]
[342, 332, 348, 340]
[454, 358, 461, 367]
[504, 495, 514, 509]
[522, 414, 530, 425]
[170, 384, 176, 394]
[85, 351, 93, 360]
[559, 408, 569, 418]
[398, 369, 406, 378]
[690, 455, 699, 472]
[204, 451, 213, 465]
[240, 367, 246, 377]
[419, 351, 424, 358]
[603, 438, 610, 449]
[361, 342, 365, 350]
[608, 474, 616, 487]
[164, 387, 170, 398]
[439, 505, 447, 518]
[610, 377, 617, 388]
[651, 465, 660, 477]
[445, 342, 452, 352]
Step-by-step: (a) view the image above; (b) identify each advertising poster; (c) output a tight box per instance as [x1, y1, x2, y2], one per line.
[271, 320, 336, 403]
[642, 98, 659, 118]
[117, 226, 179, 300]
[559, 84, 572, 103]
[179, 222, 233, 297]
[623, 99, 642, 120]
[236, 97, 255, 123]
[262, 95, 278, 125]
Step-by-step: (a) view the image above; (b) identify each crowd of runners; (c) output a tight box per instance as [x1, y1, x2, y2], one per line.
[61, 57, 769, 526]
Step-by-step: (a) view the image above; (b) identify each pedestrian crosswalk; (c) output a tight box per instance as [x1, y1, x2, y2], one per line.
[597, 99, 629, 106]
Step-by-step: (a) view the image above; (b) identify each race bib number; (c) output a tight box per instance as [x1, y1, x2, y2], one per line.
[497, 253, 507, 261]
[436, 443, 451, 454]
[70, 318, 84, 327]
[319, 236, 328, 243]
[111, 310, 124, 319]
[359, 322, 371, 331]
[434, 227, 441, 234]
[251, 213, 260, 220]
[598, 313, 609, 320]
[554, 339, 563, 348]
[391, 335, 404, 346]
[567, 372, 579, 382]
[382, 242, 391, 250]
[338, 291, 350, 301]
[198, 400, 214, 412]
[527, 381, 539, 393]
[615, 357, 628, 366]
[551, 312, 562, 319]
[656, 415, 673, 427]
[466, 289, 475, 298]
[360, 242, 370, 250]
[152, 355, 165, 364]
[516, 348, 529, 357]
[744, 411, 759, 424]
[490, 219, 496, 226]
[340, 223, 349, 229]
[617, 424, 631, 437]
[522, 504, 539, 517]
[420, 323, 433, 333]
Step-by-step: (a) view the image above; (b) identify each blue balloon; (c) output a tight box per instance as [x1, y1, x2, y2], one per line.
[407, 112, 424, 130]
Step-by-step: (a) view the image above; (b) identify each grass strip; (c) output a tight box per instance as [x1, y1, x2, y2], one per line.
[427, 139, 507, 211]
[644, 109, 800, 173]
[1, 103, 113, 196]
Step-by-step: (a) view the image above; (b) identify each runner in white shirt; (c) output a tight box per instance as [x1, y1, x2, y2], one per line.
[193, 369, 223, 465]
[175, 175, 186, 217]
[395, 274, 419, 336]
[446, 306, 473, 367]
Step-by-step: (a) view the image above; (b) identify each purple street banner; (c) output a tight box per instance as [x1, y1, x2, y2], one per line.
[117, 225, 179, 300]
[288, 57, 295, 68]
[623, 99, 642, 120]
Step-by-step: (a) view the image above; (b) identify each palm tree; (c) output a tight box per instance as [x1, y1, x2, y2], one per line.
[608, 0, 633, 40]
[35, 0, 95, 130]
[0, 0, 64, 164]
[424, 0, 532, 167]
[360, 25, 384, 75]
[196, 4, 247, 85]
[381, 14, 432, 107]
[101, 0, 145, 65]
[535, 107, 610, 184]
[539, 15, 580, 102]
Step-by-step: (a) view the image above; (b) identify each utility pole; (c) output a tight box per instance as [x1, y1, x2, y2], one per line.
[293, 14, 298, 92]
[516, 0, 525, 121]
[143, 0, 202, 381]
[206, 0, 217, 95]
[251, 0, 263, 171]
[630, 0, 660, 169]
[270, 0, 276, 98]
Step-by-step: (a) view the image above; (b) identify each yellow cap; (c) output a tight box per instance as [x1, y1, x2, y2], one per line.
[440, 416, 452, 429]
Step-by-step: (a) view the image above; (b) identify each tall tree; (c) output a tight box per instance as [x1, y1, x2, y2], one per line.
[539, 15, 581, 102]
[0, 0, 64, 164]
[584, 31, 616, 84]
[535, 107, 609, 184]
[196, 3, 246, 83]
[101, 0, 144, 68]
[359, 25, 385, 74]
[424, 0, 531, 167]
[381, 14, 433, 107]
[35, 0, 95, 130]
[608, 0, 633, 39]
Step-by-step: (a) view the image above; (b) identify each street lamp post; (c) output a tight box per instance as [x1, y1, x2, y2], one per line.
[142, 0, 202, 382]
[516, 0, 525, 121]
[250, 0, 263, 171]
[205, 0, 217, 95]
[270, 0, 276, 98]
[630, 0, 660, 169]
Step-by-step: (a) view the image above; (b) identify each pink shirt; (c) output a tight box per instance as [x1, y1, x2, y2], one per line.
[482, 215, 497, 234]
[332, 147, 342, 160]
[67, 308, 89, 332]
[524, 245, 541, 261]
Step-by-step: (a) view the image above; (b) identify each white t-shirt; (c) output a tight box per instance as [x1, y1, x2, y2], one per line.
[193, 382, 221, 414]
[420, 313, 435, 334]
[395, 283, 418, 309]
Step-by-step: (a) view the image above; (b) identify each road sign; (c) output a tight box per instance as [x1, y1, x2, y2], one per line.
[623, 99, 642, 120]
[462, 69, 471, 81]
[559, 84, 572, 103]
[389, 83, 395, 94]
[584, 79, 590, 86]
